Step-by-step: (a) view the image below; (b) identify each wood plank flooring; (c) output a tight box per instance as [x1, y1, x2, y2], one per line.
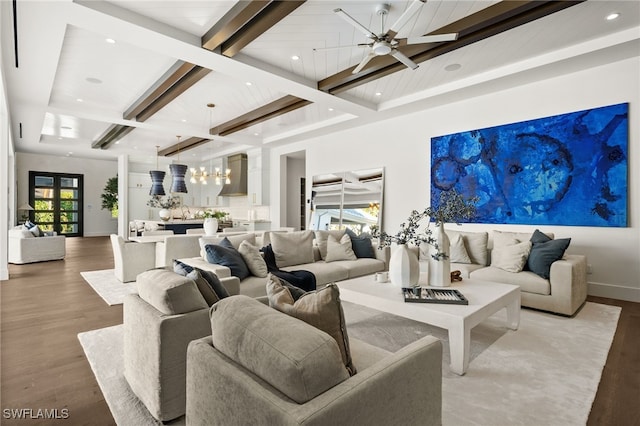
[1, 236, 638, 425]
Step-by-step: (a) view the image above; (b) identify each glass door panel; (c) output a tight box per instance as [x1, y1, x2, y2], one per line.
[30, 171, 83, 237]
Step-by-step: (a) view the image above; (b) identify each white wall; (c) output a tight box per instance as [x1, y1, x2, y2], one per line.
[271, 56, 640, 302]
[16, 153, 118, 237]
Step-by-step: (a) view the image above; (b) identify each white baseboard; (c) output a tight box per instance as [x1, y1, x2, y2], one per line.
[588, 282, 640, 303]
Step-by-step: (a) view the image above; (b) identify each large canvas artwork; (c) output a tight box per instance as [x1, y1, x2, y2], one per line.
[430, 103, 628, 227]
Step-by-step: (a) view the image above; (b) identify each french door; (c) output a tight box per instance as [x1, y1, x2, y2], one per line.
[29, 171, 84, 237]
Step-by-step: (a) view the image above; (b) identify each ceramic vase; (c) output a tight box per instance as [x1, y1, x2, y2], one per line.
[389, 244, 419, 287]
[158, 209, 171, 222]
[203, 218, 218, 236]
[428, 222, 451, 287]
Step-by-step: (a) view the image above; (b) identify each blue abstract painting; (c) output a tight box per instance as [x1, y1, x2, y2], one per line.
[430, 103, 628, 227]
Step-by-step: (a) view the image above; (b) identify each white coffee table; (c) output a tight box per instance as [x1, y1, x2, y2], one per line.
[337, 276, 520, 375]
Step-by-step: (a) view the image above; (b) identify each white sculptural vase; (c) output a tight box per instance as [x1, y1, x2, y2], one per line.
[428, 222, 451, 287]
[158, 209, 171, 222]
[389, 244, 420, 287]
[203, 218, 218, 236]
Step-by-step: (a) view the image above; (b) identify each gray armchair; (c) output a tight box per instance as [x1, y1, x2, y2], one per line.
[186, 295, 442, 426]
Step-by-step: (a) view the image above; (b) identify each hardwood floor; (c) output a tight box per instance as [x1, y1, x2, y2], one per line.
[1, 236, 638, 425]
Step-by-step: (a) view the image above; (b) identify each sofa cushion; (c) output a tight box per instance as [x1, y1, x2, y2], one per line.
[136, 269, 208, 315]
[281, 262, 349, 285]
[345, 228, 376, 258]
[527, 230, 571, 279]
[325, 234, 357, 263]
[210, 295, 350, 404]
[266, 275, 356, 375]
[238, 240, 268, 278]
[204, 240, 250, 281]
[449, 233, 472, 264]
[471, 267, 551, 296]
[441, 230, 489, 266]
[315, 230, 346, 260]
[334, 258, 385, 279]
[270, 230, 315, 268]
[491, 240, 532, 273]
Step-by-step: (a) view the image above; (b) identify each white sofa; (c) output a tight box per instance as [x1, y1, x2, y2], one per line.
[8, 227, 65, 264]
[180, 230, 390, 298]
[421, 229, 587, 316]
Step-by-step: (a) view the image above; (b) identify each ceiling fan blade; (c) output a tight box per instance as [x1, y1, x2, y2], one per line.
[390, 50, 418, 70]
[313, 44, 369, 52]
[334, 8, 377, 40]
[386, 0, 426, 39]
[407, 33, 458, 44]
[352, 51, 376, 74]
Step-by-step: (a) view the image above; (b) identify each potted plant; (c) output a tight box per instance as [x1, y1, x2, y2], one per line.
[147, 195, 181, 221]
[374, 189, 478, 287]
[101, 176, 118, 218]
[197, 209, 228, 235]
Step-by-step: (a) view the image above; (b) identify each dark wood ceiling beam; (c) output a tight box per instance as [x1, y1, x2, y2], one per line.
[220, 1, 306, 57]
[135, 66, 212, 122]
[92, 124, 135, 149]
[123, 62, 196, 120]
[158, 137, 209, 157]
[318, 1, 584, 94]
[210, 95, 311, 136]
[201, 1, 271, 51]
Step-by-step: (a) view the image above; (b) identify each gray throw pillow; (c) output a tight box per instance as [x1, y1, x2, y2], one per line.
[270, 230, 315, 268]
[238, 240, 268, 278]
[266, 274, 356, 375]
[314, 230, 346, 260]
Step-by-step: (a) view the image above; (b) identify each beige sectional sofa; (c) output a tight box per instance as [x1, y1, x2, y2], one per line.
[422, 229, 587, 316]
[181, 230, 390, 298]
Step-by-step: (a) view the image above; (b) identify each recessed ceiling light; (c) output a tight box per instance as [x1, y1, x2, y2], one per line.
[291, 55, 300, 61]
[115, 141, 120, 144]
[445, 63, 462, 72]
[76, 98, 83, 102]
[181, 119, 187, 122]
[105, 38, 116, 44]
[606, 12, 620, 21]
[254, 132, 260, 136]
[86, 77, 102, 84]
[375, 92, 382, 96]
[245, 82, 252, 86]
[328, 107, 334, 111]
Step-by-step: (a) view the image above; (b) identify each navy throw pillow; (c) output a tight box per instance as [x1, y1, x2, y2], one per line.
[195, 267, 230, 299]
[204, 244, 250, 281]
[345, 228, 375, 258]
[527, 235, 571, 279]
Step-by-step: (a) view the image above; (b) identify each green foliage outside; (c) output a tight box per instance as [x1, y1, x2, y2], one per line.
[101, 176, 118, 218]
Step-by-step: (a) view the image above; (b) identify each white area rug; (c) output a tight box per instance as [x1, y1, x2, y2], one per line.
[80, 269, 137, 305]
[79, 301, 620, 425]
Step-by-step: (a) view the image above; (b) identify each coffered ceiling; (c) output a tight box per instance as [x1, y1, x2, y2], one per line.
[2, 0, 638, 165]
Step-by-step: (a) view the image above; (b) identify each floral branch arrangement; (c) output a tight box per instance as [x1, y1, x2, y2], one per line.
[147, 195, 181, 209]
[373, 189, 479, 260]
[197, 209, 228, 220]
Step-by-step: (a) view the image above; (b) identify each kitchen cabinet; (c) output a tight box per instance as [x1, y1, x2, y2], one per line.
[247, 148, 270, 206]
[128, 172, 153, 221]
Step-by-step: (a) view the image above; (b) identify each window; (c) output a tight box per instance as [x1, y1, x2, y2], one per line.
[29, 172, 83, 237]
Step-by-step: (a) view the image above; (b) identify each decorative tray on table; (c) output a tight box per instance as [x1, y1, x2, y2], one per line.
[401, 287, 469, 305]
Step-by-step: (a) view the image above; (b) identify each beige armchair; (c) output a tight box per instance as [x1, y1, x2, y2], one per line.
[110, 234, 155, 282]
[186, 296, 442, 426]
[124, 269, 241, 422]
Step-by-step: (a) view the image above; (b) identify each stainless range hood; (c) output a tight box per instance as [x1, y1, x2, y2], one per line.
[218, 153, 247, 196]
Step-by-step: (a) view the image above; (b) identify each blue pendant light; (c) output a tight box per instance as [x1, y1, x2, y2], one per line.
[149, 145, 166, 195]
[170, 136, 188, 193]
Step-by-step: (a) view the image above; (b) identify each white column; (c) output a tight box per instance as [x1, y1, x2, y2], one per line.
[117, 155, 129, 239]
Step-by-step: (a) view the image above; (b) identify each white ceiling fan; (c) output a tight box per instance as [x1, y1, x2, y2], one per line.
[322, 0, 458, 74]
